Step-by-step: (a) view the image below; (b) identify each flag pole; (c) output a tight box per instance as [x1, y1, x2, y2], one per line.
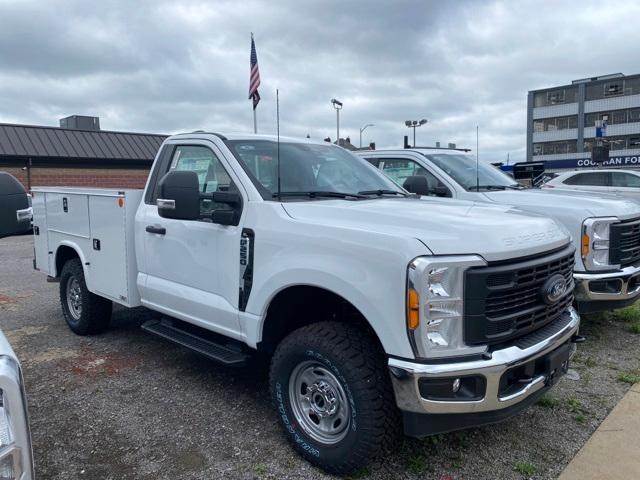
[253, 108, 257, 134]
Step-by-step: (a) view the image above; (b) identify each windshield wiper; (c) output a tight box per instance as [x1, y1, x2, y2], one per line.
[467, 185, 508, 191]
[357, 189, 408, 197]
[273, 191, 366, 199]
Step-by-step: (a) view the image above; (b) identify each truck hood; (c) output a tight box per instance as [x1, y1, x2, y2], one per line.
[282, 198, 569, 262]
[481, 189, 640, 220]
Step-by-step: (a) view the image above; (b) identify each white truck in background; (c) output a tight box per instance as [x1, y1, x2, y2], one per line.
[33, 133, 582, 474]
[358, 148, 640, 314]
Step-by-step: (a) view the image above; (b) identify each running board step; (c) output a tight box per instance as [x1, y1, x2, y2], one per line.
[141, 319, 250, 366]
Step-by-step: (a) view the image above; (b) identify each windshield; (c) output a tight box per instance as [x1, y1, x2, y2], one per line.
[426, 154, 520, 191]
[226, 140, 404, 199]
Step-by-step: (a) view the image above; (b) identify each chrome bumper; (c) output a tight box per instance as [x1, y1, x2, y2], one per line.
[388, 307, 580, 415]
[573, 264, 640, 302]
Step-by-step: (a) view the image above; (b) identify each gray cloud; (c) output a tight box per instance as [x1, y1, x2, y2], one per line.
[1, 0, 639, 161]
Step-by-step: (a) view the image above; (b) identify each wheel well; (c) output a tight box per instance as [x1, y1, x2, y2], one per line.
[258, 286, 383, 354]
[55, 246, 80, 277]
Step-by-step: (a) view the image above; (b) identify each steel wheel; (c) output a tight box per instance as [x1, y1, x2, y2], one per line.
[66, 275, 82, 320]
[288, 360, 351, 445]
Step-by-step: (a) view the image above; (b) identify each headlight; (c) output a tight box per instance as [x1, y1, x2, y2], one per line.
[406, 256, 488, 359]
[0, 356, 33, 480]
[582, 217, 619, 271]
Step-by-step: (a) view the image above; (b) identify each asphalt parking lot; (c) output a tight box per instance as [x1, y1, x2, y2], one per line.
[1, 234, 639, 480]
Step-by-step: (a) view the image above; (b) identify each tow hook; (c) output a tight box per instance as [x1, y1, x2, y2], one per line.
[571, 335, 586, 344]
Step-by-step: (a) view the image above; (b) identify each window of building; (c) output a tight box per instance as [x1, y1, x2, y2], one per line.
[533, 144, 543, 155]
[556, 117, 569, 130]
[608, 137, 627, 150]
[611, 172, 640, 188]
[547, 90, 565, 104]
[604, 81, 624, 97]
[611, 110, 627, 124]
[568, 116, 578, 129]
[534, 120, 545, 132]
[585, 113, 598, 127]
[630, 109, 640, 123]
[630, 137, 640, 147]
[533, 87, 577, 107]
[563, 171, 609, 186]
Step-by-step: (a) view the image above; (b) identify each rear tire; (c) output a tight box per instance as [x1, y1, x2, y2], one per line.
[269, 322, 400, 475]
[59, 258, 112, 335]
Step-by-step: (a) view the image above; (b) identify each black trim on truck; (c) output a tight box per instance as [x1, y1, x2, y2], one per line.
[238, 228, 255, 311]
[464, 244, 576, 346]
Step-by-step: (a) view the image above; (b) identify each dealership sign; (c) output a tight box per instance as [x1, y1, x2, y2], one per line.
[502, 155, 640, 172]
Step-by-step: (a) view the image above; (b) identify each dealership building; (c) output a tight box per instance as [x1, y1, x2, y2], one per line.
[526, 73, 640, 171]
[0, 115, 166, 191]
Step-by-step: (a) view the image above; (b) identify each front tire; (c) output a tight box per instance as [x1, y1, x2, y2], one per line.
[59, 258, 112, 335]
[269, 322, 400, 475]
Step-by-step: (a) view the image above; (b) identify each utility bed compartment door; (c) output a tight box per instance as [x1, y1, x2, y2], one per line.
[32, 192, 50, 274]
[46, 193, 91, 238]
[88, 195, 128, 302]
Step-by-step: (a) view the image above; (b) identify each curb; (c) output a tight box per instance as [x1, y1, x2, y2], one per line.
[559, 383, 640, 479]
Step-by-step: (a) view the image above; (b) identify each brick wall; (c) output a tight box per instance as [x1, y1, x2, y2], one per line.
[0, 166, 150, 191]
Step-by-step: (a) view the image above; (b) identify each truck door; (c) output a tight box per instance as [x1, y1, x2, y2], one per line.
[138, 142, 244, 339]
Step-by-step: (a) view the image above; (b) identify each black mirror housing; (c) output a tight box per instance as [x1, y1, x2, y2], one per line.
[157, 170, 201, 220]
[403, 176, 431, 196]
[434, 185, 451, 197]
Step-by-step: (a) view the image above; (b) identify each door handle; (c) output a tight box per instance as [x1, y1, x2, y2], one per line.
[145, 225, 166, 235]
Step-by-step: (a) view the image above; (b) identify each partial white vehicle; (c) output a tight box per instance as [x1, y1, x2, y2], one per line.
[542, 168, 640, 201]
[32, 133, 582, 475]
[358, 149, 640, 314]
[0, 330, 34, 480]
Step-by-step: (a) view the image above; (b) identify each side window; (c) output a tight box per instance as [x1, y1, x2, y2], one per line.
[168, 145, 237, 218]
[363, 157, 380, 167]
[380, 158, 450, 195]
[563, 172, 608, 186]
[612, 172, 640, 188]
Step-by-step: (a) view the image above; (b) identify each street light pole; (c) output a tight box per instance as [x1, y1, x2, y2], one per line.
[359, 123, 375, 148]
[331, 99, 343, 145]
[404, 119, 428, 147]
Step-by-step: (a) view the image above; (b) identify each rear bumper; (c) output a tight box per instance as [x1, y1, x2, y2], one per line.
[388, 307, 580, 435]
[573, 265, 640, 313]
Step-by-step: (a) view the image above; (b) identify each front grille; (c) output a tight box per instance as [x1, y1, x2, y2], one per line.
[610, 219, 640, 267]
[464, 245, 575, 346]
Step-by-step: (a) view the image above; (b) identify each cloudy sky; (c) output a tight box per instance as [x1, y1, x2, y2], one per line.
[1, 0, 639, 162]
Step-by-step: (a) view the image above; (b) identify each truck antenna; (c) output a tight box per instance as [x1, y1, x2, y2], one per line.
[476, 125, 480, 192]
[277, 89, 281, 201]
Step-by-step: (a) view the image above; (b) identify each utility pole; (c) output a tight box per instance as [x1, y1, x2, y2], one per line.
[404, 119, 427, 147]
[331, 99, 343, 146]
[359, 123, 374, 148]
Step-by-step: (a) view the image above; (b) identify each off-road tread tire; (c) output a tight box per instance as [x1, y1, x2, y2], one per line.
[59, 258, 112, 335]
[269, 321, 400, 475]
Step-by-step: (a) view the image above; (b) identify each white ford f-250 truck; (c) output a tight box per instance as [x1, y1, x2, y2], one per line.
[358, 149, 640, 315]
[0, 329, 34, 480]
[33, 133, 582, 474]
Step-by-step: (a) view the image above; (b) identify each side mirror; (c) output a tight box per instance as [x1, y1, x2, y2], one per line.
[157, 170, 201, 220]
[211, 191, 242, 226]
[403, 176, 431, 196]
[434, 185, 451, 198]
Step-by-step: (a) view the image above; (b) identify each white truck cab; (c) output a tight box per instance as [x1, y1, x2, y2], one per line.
[33, 133, 582, 475]
[358, 148, 640, 314]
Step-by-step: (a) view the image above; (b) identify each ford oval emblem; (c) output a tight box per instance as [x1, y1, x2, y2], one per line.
[541, 274, 568, 305]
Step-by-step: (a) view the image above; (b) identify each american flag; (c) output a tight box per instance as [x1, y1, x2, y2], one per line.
[249, 34, 261, 110]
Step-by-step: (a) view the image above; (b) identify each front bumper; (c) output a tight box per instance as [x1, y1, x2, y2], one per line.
[573, 264, 640, 313]
[388, 307, 580, 435]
